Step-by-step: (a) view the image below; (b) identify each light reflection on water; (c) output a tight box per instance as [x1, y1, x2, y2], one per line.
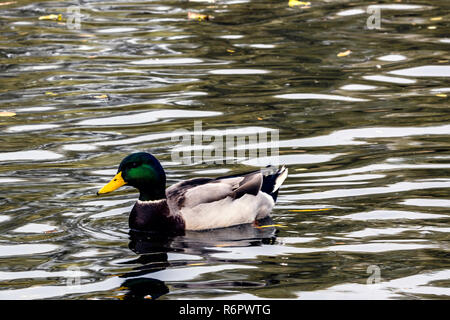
[0, 0, 449, 300]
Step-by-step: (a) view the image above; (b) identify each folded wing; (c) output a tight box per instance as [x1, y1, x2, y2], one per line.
[166, 170, 263, 214]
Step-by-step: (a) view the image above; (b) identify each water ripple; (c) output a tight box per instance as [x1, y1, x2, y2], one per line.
[0, 0, 448, 300]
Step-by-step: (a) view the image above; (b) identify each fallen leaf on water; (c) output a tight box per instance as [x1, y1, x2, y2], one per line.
[430, 17, 442, 21]
[143, 295, 152, 299]
[337, 50, 352, 57]
[38, 14, 62, 21]
[214, 243, 234, 247]
[436, 93, 447, 98]
[45, 91, 57, 96]
[257, 117, 263, 120]
[44, 229, 59, 234]
[255, 224, 286, 229]
[289, 208, 332, 212]
[427, 26, 437, 30]
[187, 263, 207, 266]
[281, 149, 306, 154]
[79, 33, 95, 38]
[227, 49, 235, 53]
[0, 111, 16, 117]
[94, 94, 108, 99]
[187, 11, 213, 21]
[289, 0, 311, 8]
[0, 1, 16, 6]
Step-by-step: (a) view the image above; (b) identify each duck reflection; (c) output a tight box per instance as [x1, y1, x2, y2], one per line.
[117, 217, 278, 300]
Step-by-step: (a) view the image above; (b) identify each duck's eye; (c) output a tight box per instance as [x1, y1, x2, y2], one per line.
[130, 162, 138, 168]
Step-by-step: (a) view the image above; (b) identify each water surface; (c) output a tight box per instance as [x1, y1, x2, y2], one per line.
[0, 0, 449, 299]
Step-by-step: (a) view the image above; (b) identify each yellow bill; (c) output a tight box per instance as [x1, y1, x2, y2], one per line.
[97, 171, 127, 195]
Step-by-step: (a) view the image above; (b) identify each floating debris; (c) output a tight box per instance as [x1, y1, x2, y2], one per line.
[94, 94, 108, 99]
[187, 12, 213, 21]
[38, 14, 62, 21]
[337, 50, 352, 57]
[0, 1, 16, 6]
[0, 111, 16, 117]
[255, 224, 286, 229]
[289, 1, 311, 8]
[44, 229, 59, 234]
[289, 208, 332, 212]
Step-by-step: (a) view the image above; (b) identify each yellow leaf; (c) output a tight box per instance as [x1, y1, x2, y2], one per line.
[227, 49, 235, 53]
[289, 208, 332, 212]
[94, 94, 108, 99]
[289, 0, 311, 8]
[0, 1, 16, 6]
[430, 17, 442, 21]
[337, 50, 352, 57]
[45, 91, 57, 96]
[39, 14, 62, 21]
[257, 117, 263, 120]
[114, 286, 127, 291]
[436, 93, 447, 98]
[255, 224, 286, 228]
[214, 243, 234, 247]
[79, 33, 95, 38]
[0, 111, 16, 117]
[187, 12, 213, 21]
[427, 26, 437, 30]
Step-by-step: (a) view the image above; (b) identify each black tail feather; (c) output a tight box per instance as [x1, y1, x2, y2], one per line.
[261, 166, 287, 202]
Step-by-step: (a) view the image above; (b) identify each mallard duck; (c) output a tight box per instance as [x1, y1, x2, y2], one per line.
[97, 152, 288, 234]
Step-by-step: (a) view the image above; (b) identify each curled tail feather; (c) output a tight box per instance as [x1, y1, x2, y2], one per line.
[261, 166, 288, 201]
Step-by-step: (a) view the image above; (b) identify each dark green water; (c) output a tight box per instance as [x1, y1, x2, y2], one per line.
[0, 0, 449, 299]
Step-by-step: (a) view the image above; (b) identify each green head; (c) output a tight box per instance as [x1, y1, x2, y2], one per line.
[97, 152, 166, 201]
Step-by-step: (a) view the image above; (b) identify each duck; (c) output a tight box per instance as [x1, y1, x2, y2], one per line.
[97, 152, 288, 234]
